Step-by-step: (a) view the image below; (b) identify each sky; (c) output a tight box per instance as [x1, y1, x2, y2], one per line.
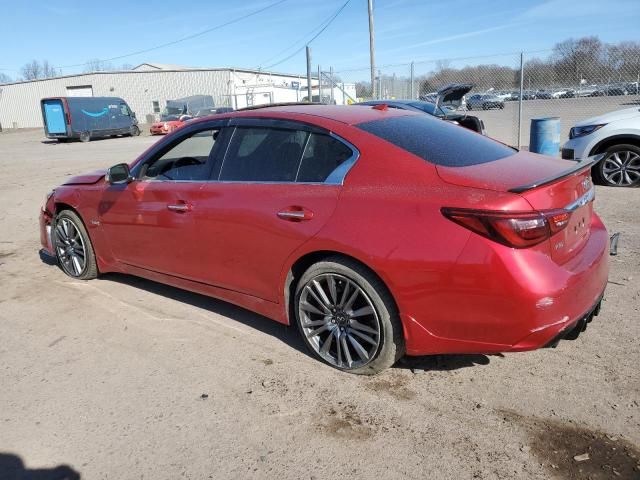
[0, 0, 638, 81]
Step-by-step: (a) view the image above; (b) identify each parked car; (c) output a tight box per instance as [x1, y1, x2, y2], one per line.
[562, 107, 640, 187]
[41, 96, 139, 142]
[535, 90, 553, 100]
[150, 114, 191, 135]
[358, 84, 485, 134]
[40, 105, 609, 374]
[194, 107, 234, 117]
[575, 86, 604, 97]
[601, 84, 628, 96]
[150, 95, 215, 135]
[466, 94, 504, 110]
[555, 88, 576, 99]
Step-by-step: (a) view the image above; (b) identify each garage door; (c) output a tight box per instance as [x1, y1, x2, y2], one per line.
[66, 85, 93, 97]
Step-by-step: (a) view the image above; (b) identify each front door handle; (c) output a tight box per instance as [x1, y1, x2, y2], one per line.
[167, 202, 192, 213]
[277, 207, 314, 222]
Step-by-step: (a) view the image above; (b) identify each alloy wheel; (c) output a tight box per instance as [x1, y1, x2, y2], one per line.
[54, 217, 87, 277]
[602, 150, 640, 186]
[298, 273, 381, 370]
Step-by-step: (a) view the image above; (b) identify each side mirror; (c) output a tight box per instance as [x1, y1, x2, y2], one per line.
[106, 163, 132, 185]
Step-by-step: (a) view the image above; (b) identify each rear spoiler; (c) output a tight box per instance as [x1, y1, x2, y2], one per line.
[508, 155, 602, 193]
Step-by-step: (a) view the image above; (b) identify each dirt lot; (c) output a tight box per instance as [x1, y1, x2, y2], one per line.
[0, 130, 638, 480]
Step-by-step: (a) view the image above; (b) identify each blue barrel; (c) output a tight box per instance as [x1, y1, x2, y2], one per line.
[529, 117, 560, 156]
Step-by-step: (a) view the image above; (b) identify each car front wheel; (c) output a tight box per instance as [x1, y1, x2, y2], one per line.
[594, 144, 640, 187]
[294, 257, 404, 374]
[52, 210, 98, 279]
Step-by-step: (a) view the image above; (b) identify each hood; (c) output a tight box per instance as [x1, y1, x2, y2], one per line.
[574, 107, 640, 127]
[436, 151, 586, 192]
[63, 169, 106, 186]
[437, 83, 474, 104]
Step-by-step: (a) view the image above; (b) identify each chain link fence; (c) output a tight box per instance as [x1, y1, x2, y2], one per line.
[329, 46, 640, 150]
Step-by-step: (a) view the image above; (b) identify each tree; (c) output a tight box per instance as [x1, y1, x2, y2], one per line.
[84, 58, 115, 72]
[552, 36, 603, 84]
[20, 60, 56, 80]
[0, 72, 12, 84]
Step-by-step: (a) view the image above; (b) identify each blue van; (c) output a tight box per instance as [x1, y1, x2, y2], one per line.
[40, 96, 139, 142]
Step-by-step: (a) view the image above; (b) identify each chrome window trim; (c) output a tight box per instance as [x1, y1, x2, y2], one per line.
[134, 123, 360, 186]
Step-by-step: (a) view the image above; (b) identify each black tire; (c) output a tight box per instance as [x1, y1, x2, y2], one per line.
[294, 256, 404, 375]
[467, 104, 473, 111]
[79, 131, 91, 143]
[592, 144, 640, 187]
[52, 210, 98, 280]
[130, 125, 140, 137]
[482, 103, 488, 110]
[499, 103, 504, 109]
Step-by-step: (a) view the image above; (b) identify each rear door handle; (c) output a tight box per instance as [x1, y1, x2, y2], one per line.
[277, 207, 314, 222]
[167, 202, 192, 213]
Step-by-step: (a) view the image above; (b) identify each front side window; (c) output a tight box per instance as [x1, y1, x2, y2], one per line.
[140, 129, 220, 181]
[219, 127, 308, 182]
[120, 104, 130, 116]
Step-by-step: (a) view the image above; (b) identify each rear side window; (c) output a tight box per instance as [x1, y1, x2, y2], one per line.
[220, 127, 308, 182]
[356, 115, 515, 167]
[297, 133, 353, 183]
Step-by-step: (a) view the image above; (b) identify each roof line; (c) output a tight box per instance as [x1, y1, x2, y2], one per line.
[0, 66, 313, 87]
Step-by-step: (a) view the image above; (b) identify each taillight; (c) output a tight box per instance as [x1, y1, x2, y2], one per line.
[441, 207, 572, 248]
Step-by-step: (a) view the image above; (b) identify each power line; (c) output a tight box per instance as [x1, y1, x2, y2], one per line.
[53, 0, 288, 71]
[260, 0, 352, 71]
[257, 0, 351, 69]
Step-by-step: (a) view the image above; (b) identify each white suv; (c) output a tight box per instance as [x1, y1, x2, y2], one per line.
[562, 107, 640, 187]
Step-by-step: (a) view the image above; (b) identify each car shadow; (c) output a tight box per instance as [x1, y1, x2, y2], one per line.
[396, 353, 498, 372]
[98, 272, 310, 358]
[39, 259, 500, 373]
[0, 452, 80, 479]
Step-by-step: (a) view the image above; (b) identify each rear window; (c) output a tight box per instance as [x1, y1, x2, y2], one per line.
[356, 115, 515, 167]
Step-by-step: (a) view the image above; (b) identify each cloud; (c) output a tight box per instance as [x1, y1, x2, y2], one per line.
[380, 23, 519, 55]
[521, 0, 639, 19]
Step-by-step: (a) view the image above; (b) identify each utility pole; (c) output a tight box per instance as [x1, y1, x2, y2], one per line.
[368, 0, 376, 99]
[306, 46, 312, 102]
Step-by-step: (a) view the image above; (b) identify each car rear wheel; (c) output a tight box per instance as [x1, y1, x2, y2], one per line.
[294, 257, 404, 375]
[130, 125, 140, 137]
[482, 103, 488, 110]
[52, 210, 98, 280]
[79, 131, 91, 143]
[594, 144, 640, 187]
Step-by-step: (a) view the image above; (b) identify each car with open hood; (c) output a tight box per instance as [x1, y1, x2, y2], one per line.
[359, 84, 485, 134]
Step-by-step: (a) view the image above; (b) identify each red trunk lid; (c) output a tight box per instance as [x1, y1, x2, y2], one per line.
[437, 152, 596, 262]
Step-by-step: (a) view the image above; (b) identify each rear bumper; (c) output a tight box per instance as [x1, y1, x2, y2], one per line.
[402, 213, 609, 356]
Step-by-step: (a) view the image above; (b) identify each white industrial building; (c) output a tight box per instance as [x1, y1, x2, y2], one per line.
[0, 63, 357, 129]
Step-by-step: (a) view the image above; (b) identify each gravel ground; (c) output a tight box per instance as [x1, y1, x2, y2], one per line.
[0, 130, 638, 480]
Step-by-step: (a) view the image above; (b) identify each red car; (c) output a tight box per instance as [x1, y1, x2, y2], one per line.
[40, 105, 609, 374]
[149, 115, 189, 135]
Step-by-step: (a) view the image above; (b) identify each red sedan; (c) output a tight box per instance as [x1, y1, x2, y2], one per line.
[39, 104, 609, 374]
[149, 115, 189, 135]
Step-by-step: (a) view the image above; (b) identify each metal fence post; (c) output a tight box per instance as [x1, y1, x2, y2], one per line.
[318, 65, 321, 102]
[518, 51, 524, 150]
[377, 69, 382, 100]
[329, 66, 334, 103]
[306, 46, 312, 103]
[410, 62, 415, 99]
